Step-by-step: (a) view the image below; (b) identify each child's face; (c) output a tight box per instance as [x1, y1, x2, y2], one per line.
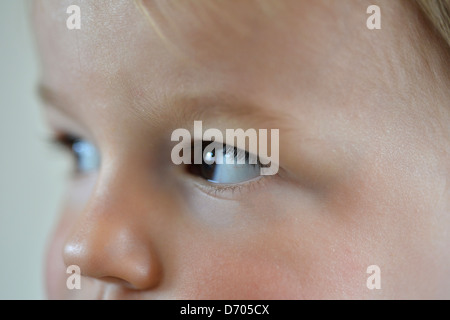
[34, 0, 450, 299]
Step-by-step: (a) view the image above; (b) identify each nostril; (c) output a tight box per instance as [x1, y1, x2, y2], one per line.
[127, 260, 163, 290]
[99, 276, 136, 289]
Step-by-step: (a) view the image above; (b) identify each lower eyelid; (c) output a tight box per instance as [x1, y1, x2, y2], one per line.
[188, 175, 271, 200]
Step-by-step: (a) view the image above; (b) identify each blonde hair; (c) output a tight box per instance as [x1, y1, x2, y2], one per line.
[135, 0, 450, 49]
[416, 0, 450, 47]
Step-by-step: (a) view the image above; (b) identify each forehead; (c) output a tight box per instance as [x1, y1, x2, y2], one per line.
[33, 0, 366, 93]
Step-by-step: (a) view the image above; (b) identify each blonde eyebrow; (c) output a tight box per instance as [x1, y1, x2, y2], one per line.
[144, 91, 291, 131]
[184, 99, 284, 127]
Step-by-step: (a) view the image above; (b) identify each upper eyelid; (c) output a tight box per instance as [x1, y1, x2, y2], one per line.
[53, 132, 99, 151]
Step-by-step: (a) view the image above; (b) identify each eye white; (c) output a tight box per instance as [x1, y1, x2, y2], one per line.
[207, 163, 261, 184]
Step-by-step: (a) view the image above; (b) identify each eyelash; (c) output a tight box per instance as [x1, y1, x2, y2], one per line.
[190, 174, 270, 200]
[52, 133, 78, 149]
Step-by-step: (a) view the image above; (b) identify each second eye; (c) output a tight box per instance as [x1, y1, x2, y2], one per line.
[55, 134, 100, 174]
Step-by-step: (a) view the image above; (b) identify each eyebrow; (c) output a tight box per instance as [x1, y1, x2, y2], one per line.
[171, 93, 290, 130]
[38, 82, 291, 133]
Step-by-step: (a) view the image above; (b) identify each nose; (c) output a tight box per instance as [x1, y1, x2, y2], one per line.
[62, 170, 164, 290]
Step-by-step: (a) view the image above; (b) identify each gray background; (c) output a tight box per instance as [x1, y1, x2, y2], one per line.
[0, 0, 69, 299]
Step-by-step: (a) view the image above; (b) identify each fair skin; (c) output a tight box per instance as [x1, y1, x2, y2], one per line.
[34, 0, 450, 299]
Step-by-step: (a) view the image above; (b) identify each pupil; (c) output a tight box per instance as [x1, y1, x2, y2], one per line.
[200, 162, 216, 181]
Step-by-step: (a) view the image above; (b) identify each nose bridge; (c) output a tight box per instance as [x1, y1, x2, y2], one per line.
[62, 165, 163, 290]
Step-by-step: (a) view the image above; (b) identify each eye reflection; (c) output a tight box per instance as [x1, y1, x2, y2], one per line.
[188, 142, 262, 184]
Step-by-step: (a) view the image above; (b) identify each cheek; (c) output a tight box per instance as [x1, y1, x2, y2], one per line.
[174, 253, 369, 300]
[171, 221, 371, 300]
[174, 249, 303, 299]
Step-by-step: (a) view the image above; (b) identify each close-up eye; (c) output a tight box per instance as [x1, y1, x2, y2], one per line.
[187, 141, 263, 184]
[53, 134, 100, 174]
